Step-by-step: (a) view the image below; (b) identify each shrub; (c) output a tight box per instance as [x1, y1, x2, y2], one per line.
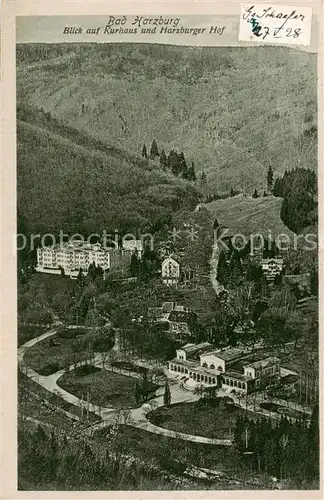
[39, 361, 60, 375]
[75, 365, 101, 376]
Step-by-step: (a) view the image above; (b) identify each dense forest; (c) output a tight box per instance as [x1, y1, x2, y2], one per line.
[273, 168, 317, 234]
[17, 43, 317, 194]
[233, 406, 319, 484]
[17, 104, 199, 236]
[18, 403, 319, 490]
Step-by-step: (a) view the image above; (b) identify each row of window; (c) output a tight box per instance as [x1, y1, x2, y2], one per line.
[201, 362, 223, 371]
[169, 364, 217, 385]
[223, 378, 246, 390]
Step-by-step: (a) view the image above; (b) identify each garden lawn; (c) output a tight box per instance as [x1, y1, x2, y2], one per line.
[18, 324, 49, 347]
[23, 326, 113, 375]
[24, 335, 81, 375]
[57, 368, 157, 409]
[148, 401, 259, 439]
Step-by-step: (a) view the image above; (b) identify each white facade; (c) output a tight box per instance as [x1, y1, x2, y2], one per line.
[36, 241, 131, 277]
[162, 256, 180, 286]
[176, 344, 195, 361]
[261, 258, 284, 280]
[200, 353, 225, 373]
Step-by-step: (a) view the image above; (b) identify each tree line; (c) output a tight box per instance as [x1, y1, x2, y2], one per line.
[233, 405, 319, 485]
[142, 140, 197, 181]
[273, 168, 317, 233]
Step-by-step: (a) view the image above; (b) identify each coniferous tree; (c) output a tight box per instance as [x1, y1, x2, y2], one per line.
[168, 149, 180, 176]
[141, 144, 148, 158]
[163, 380, 171, 406]
[134, 380, 141, 404]
[246, 261, 263, 283]
[159, 149, 167, 170]
[130, 250, 140, 276]
[76, 268, 84, 288]
[252, 189, 259, 198]
[216, 250, 229, 285]
[187, 162, 197, 182]
[199, 171, 207, 187]
[149, 139, 159, 159]
[310, 264, 318, 295]
[267, 165, 274, 193]
[227, 250, 243, 287]
[230, 187, 235, 197]
[179, 152, 188, 179]
[273, 177, 282, 197]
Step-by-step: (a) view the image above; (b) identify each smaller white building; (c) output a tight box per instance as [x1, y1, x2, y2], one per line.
[261, 258, 284, 280]
[161, 255, 180, 286]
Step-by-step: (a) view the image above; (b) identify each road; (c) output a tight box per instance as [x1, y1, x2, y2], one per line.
[18, 328, 232, 446]
[209, 229, 225, 295]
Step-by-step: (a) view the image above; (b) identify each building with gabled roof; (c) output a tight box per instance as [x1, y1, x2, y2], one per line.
[261, 258, 284, 280]
[161, 254, 181, 286]
[176, 342, 213, 361]
[168, 342, 281, 394]
[147, 302, 190, 324]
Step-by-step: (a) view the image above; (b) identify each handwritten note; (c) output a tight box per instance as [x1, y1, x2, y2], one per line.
[239, 4, 312, 46]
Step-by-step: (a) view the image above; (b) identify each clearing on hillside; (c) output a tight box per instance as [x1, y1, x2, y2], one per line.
[206, 194, 296, 239]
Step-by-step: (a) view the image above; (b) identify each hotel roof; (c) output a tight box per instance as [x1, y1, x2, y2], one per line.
[201, 347, 244, 362]
[243, 356, 280, 370]
[225, 370, 250, 382]
[177, 342, 213, 358]
[261, 258, 284, 264]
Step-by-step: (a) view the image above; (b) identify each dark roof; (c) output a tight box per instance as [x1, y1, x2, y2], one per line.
[224, 370, 250, 382]
[177, 342, 213, 359]
[203, 347, 244, 362]
[261, 258, 283, 265]
[244, 356, 280, 370]
[163, 254, 180, 265]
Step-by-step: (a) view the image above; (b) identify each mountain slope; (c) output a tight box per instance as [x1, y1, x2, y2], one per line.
[17, 106, 199, 235]
[17, 43, 317, 194]
[205, 194, 295, 239]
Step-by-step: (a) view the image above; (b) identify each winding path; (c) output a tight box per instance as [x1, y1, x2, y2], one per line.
[18, 328, 232, 446]
[209, 229, 225, 296]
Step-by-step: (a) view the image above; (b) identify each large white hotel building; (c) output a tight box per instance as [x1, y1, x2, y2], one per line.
[36, 239, 140, 278]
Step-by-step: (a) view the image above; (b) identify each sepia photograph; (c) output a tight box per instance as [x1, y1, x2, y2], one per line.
[13, 11, 319, 492]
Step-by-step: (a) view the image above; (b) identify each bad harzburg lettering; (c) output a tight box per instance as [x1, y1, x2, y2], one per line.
[63, 16, 226, 36]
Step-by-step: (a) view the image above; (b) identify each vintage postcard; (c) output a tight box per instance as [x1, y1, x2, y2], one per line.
[1, 0, 323, 497]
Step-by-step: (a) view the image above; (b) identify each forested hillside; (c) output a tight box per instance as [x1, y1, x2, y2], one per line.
[17, 43, 317, 195]
[17, 105, 199, 235]
[274, 168, 318, 234]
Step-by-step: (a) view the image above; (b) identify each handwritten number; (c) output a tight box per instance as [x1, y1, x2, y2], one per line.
[263, 27, 270, 40]
[286, 28, 301, 38]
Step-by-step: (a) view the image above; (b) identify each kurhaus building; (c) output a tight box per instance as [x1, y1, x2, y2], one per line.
[168, 343, 281, 394]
